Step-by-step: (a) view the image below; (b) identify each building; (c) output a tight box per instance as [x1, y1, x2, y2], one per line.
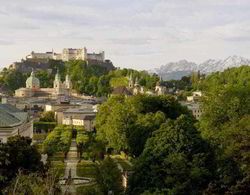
[187, 91, 202, 102]
[112, 74, 168, 97]
[155, 79, 167, 96]
[127, 75, 144, 95]
[0, 104, 33, 143]
[181, 101, 203, 120]
[26, 47, 105, 62]
[15, 69, 72, 98]
[55, 105, 96, 131]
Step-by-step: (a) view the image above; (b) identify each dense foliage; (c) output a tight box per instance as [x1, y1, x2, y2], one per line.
[96, 95, 191, 157]
[199, 66, 250, 194]
[3, 170, 61, 195]
[43, 125, 72, 156]
[127, 115, 214, 194]
[76, 128, 89, 158]
[95, 157, 123, 194]
[39, 111, 56, 122]
[0, 136, 44, 190]
[0, 69, 27, 93]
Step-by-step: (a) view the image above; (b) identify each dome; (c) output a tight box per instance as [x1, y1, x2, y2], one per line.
[26, 70, 40, 89]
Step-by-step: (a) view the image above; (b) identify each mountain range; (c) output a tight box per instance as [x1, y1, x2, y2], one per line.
[153, 55, 250, 80]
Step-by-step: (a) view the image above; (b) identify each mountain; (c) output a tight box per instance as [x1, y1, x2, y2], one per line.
[153, 56, 250, 80]
[155, 60, 197, 80]
[199, 55, 250, 73]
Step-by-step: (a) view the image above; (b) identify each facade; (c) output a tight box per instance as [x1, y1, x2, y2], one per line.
[55, 106, 96, 131]
[0, 104, 33, 143]
[180, 91, 203, 120]
[26, 47, 105, 62]
[15, 70, 72, 98]
[182, 102, 203, 120]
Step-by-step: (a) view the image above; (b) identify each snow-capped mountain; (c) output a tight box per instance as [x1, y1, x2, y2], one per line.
[153, 56, 250, 80]
[155, 60, 197, 80]
[199, 55, 250, 73]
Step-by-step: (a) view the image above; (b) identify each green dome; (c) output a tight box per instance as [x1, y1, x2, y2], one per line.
[26, 70, 40, 89]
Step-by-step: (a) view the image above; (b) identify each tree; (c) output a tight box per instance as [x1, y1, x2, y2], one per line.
[40, 111, 55, 122]
[0, 136, 44, 189]
[127, 115, 214, 195]
[0, 69, 27, 93]
[76, 132, 89, 158]
[4, 169, 61, 195]
[96, 157, 123, 194]
[198, 66, 250, 194]
[96, 95, 192, 156]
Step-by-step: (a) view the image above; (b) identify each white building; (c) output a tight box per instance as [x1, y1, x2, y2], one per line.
[26, 47, 105, 62]
[15, 70, 72, 98]
[55, 106, 96, 131]
[0, 104, 33, 143]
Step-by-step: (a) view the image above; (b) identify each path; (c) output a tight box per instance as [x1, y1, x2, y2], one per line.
[61, 139, 79, 194]
[64, 139, 78, 178]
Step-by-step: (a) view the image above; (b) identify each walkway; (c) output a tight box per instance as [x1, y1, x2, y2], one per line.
[64, 139, 78, 178]
[61, 139, 79, 194]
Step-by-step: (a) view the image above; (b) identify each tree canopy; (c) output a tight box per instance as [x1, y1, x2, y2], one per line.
[198, 66, 250, 194]
[0, 136, 44, 190]
[127, 115, 214, 195]
[96, 95, 192, 156]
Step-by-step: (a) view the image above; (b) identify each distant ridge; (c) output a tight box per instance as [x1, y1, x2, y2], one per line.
[153, 56, 250, 80]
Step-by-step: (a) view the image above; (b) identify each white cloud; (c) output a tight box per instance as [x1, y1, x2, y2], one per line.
[0, 0, 250, 69]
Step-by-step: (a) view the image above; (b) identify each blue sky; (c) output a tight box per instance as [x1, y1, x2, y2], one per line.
[0, 0, 250, 69]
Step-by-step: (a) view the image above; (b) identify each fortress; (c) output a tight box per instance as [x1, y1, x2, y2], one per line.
[26, 47, 105, 62]
[9, 47, 114, 73]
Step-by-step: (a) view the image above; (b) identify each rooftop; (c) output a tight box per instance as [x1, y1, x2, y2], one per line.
[0, 104, 28, 127]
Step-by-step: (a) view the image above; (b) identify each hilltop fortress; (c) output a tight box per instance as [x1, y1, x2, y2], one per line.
[10, 47, 114, 73]
[26, 47, 105, 62]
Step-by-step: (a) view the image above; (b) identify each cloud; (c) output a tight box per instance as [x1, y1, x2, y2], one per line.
[0, 40, 14, 46]
[1, 0, 250, 69]
[107, 37, 154, 45]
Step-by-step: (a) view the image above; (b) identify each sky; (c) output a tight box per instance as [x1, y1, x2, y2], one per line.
[1, 0, 250, 70]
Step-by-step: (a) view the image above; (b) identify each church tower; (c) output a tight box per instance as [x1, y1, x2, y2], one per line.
[128, 74, 134, 88]
[53, 70, 63, 95]
[64, 74, 72, 89]
[155, 76, 167, 95]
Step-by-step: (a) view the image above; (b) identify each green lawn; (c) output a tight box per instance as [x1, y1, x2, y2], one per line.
[77, 161, 97, 178]
[50, 161, 65, 177]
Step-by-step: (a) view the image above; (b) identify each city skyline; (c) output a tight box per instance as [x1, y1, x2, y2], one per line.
[1, 0, 250, 70]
